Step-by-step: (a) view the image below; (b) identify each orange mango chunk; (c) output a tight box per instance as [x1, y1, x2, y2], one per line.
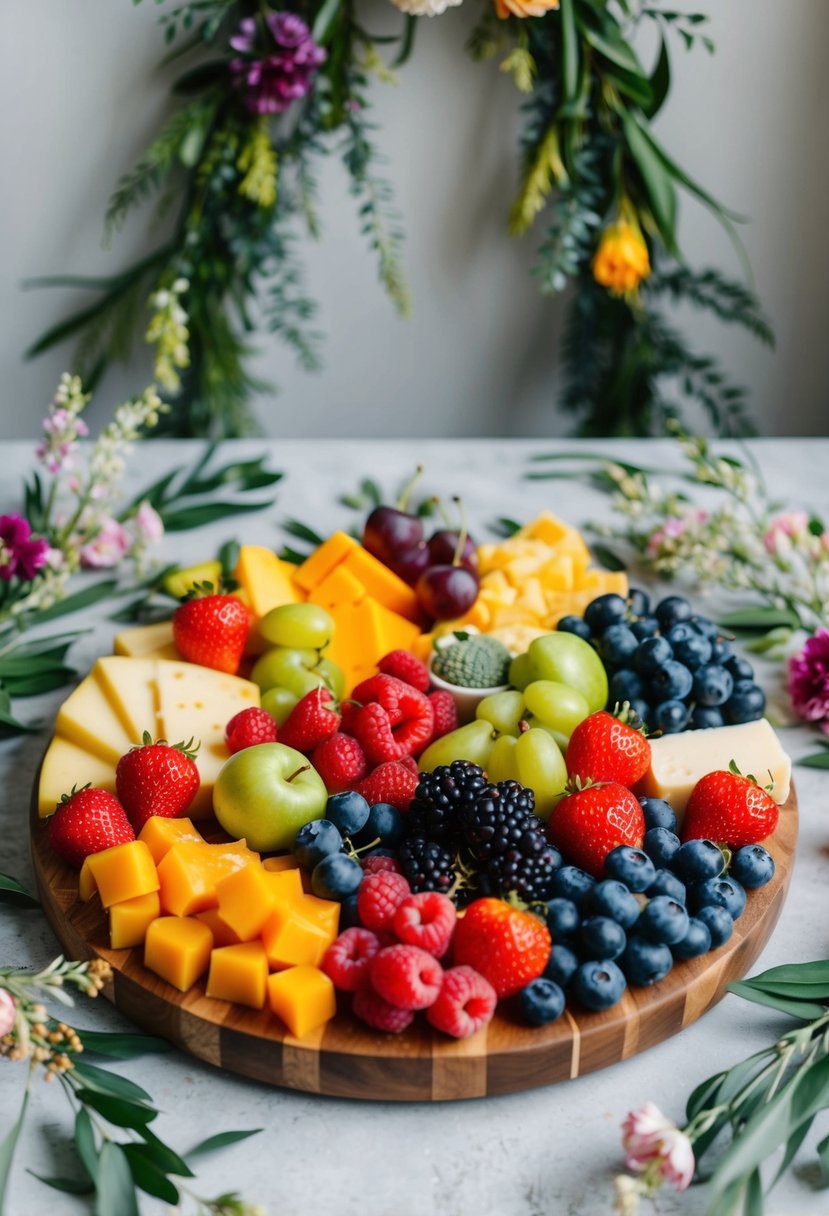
[306, 563, 366, 613]
[325, 598, 422, 695]
[340, 547, 422, 624]
[263, 867, 305, 904]
[292, 531, 358, 593]
[144, 916, 213, 992]
[262, 854, 300, 874]
[196, 907, 243, 948]
[157, 840, 259, 917]
[207, 941, 269, 1009]
[109, 891, 161, 949]
[78, 857, 97, 902]
[138, 816, 204, 865]
[215, 862, 275, 941]
[267, 965, 337, 1039]
[261, 904, 335, 970]
[295, 892, 340, 940]
[234, 546, 302, 618]
[86, 841, 159, 910]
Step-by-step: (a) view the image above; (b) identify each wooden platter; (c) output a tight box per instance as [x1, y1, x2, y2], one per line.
[30, 782, 798, 1102]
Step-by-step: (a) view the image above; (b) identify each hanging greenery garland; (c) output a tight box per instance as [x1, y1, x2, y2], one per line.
[27, 0, 773, 438]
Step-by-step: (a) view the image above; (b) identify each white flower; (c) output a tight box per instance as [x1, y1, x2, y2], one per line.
[387, 0, 463, 14]
[0, 989, 16, 1037]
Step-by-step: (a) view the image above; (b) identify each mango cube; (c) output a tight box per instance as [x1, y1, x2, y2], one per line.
[295, 893, 340, 940]
[144, 916, 213, 992]
[109, 891, 161, 949]
[138, 816, 204, 865]
[234, 546, 302, 618]
[215, 862, 275, 941]
[267, 965, 337, 1039]
[262, 867, 305, 904]
[292, 531, 357, 593]
[340, 548, 422, 624]
[262, 854, 300, 874]
[207, 941, 269, 1009]
[78, 857, 97, 902]
[157, 840, 259, 917]
[196, 907, 243, 948]
[86, 841, 159, 910]
[261, 904, 335, 970]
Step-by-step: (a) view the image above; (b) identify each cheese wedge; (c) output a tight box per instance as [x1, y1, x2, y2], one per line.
[113, 620, 179, 661]
[38, 735, 116, 818]
[55, 673, 139, 765]
[94, 657, 159, 742]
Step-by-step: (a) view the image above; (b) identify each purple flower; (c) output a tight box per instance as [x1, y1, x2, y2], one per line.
[229, 11, 326, 116]
[788, 628, 829, 731]
[0, 514, 49, 582]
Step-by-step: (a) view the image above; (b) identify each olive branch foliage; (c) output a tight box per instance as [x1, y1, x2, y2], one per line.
[26, 0, 770, 438]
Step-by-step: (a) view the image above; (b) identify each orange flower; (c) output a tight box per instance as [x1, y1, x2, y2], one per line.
[494, 0, 559, 19]
[593, 220, 651, 297]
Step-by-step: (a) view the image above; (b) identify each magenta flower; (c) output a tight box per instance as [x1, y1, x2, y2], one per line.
[0, 514, 49, 582]
[788, 628, 829, 731]
[229, 11, 326, 115]
[621, 1102, 694, 1191]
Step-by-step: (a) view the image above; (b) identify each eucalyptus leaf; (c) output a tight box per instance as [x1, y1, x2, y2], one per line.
[491, 517, 523, 538]
[644, 33, 670, 118]
[76, 1089, 157, 1129]
[771, 1117, 814, 1187]
[121, 1145, 180, 1204]
[219, 539, 240, 582]
[717, 607, 801, 631]
[744, 960, 829, 987]
[797, 751, 829, 771]
[312, 0, 343, 43]
[0, 1083, 29, 1213]
[184, 1128, 263, 1158]
[160, 499, 276, 531]
[75, 1108, 98, 1183]
[282, 519, 326, 546]
[28, 581, 118, 624]
[0, 873, 40, 909]
[622, 110, 678, 252]
[279, 546, 308, 565]
[95, 1144, 139, 1216]
[26, 1171, 94, 1196]
[686, 1069, 727, 1121]
[0, 710, 41, 738]
[590, 544, 626, 572]
[3, 668, 77, 697]
[135, 1128, 194, 1178]
[726, 982, 827, 1021]
[817, 1131, 829, 1183]
[77, 1030, 171, 1059]
[72, 1060, 154, 1103]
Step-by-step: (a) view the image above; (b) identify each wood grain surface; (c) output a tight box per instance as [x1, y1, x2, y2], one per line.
[30, 783, 798, 1102]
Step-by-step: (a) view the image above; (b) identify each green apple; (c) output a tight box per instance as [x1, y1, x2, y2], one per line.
[213, 742, 328, 851]
[526, 633, 608, 714]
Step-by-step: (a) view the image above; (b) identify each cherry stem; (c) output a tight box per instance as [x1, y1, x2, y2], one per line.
[451, 496, 468, 568]
[286, 764, 311, 783]
[518, 719, 531, 734]
[397, 465, 424, 512]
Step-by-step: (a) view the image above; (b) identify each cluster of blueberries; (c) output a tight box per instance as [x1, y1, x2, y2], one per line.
[518, 795, 775, 1025]
[293, 792, 403, 902]
[558, 591, 766, 734]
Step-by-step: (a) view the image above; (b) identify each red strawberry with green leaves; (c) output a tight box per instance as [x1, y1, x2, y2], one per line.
[172, 582, 249, 674]
[278, 686, 341, 752]
[48, 787, 135, 870]
[351, 674, 434, 763]
[547, 781, 645, 877]
[565, 707, 651, 789]
[115, 733, 201, 831]
[682, 765, 779, 848]
[451, 898, 551, 998]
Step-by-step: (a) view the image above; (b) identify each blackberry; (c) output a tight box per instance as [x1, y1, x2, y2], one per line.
[405, 761, 491, 843]
[485, 841, 562, 903]
[462, 781, 540, 862]
[397, 836, 456, 895]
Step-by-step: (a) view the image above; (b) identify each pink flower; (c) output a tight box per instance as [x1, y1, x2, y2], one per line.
[788, 628, 829, 730]
[79, 517, 132, 569]
[764, 511, 810, 556]
[622, 1102, 694, 1191]
[645, 511, 707, 559]
[0, 989, 16, 1037]
[134, 501, 164, 545]
[0, 514, 50, 582]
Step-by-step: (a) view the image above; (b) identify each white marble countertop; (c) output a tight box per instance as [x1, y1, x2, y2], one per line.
[1, 437, 828, 1216]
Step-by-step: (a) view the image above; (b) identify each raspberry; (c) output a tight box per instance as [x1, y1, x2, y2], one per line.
[426, 689, 459, 745]
[393, 891, 456, 958]
[355, 761, 418, 813]
[352, 985, 414, 1034]
[353, 702, 401, 765]
[397, 755, 420, 776]
[278, 687, 341, 752]
[377, 649, 431, 693]
[312, 732, 367, 794]
[322, 927, 381, 992]
[369, 944, 443, 1011]
[351, 674, 434, 760]
[426, 966, 498, 1039]
[225, 707, 278, 753]
[357, 870, 412, 933]
[362, 854, 403, 876]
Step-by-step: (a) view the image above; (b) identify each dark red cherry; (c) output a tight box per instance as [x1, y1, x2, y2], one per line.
[363, 507, 424, 563]
[427, 529, 478, 571]
[388, 541, 431, 586]
[416, 565, 480, 621]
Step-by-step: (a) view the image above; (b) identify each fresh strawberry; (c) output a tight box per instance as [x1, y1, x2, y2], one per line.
[351, 674, 434, 762]
[377, 649, 430, 693]
[115, 734, 201, 831]
[426, 966, 497, 1039]
[278, 687, 341, 752]
[355, 761, 419, 812]
[172, 585, 249, 674]
[225, 707, 278, 753]
[451, 898, 551, 998]
[426, 689, 458, 745]
[48, 787, 135, 870]
[565, 708, 651, 788]
[369, 944, 443, 1010]
[682, 768, 779, 848]
[312, 732, 367, 793]
[546, 781, 645, 878]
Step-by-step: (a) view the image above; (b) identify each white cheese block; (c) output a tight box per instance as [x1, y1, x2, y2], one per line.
[641, 718, 791, 822]
[94, 657, 160, 742]
[38, 735, 117, 818]
[56, 673, 139, 765]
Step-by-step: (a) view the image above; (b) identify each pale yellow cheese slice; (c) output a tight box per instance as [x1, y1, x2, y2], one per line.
[55, 673, 139, 765]
[38, 735, 117, 818]
[641, 718, 791, 823]
[113, 620, 179, 661]
[94, 657, 160, 742]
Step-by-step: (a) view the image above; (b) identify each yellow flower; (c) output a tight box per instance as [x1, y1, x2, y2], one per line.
[494, 0, 559, 20]
[593, 220, 651, 297]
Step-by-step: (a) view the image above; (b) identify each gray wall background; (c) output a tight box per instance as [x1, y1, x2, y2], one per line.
[2, 0, 827, 439]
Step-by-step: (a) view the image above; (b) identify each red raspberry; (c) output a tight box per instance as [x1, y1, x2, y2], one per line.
[339, 702, 360, 735]
[278, 687, 341, 752]
[377, 649, 430, 693]
[397, 755, 420, 776]
[369, 944, 443, 1011]
[426, 966, 498, 1039]
[393, 891, 456, 958]
[351, 674, 434, 760]
[357, 871, 411, 933]
[322, 927, 381, 992]
[355, 761, 418, 813]
[353, 702, 400, 765]
[225, 707, 278, 753]
[426, 689, 458, 746]
[362, 854, 402, 876]
[312, 732, 367, 794]
[352, 985, 414, 1034]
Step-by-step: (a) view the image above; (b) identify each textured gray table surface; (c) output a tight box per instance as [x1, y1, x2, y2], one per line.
[1, 438, 827, 1216]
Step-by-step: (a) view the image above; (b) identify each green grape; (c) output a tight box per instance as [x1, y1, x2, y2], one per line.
[522, 716, 569, 754]
[260, 686, 299, 725]
[418, 720, 496, 772]
[508, 652, 533, 691]
[316, 657, 345, 700]
[512, 728, 567, 821]
[259, 603, 334, 650]
[526, 633, 608, 714]
[486, 734, 518, 783]
[523, 680, 591, 741]
[251, 647, 326, 697]
[475, 689, 526, 736]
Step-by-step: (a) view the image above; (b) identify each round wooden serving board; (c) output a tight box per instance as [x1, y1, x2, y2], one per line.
[30, 784, 798, 1103]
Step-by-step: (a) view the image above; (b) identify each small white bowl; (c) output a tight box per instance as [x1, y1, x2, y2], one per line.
[427, 656, 509, 724]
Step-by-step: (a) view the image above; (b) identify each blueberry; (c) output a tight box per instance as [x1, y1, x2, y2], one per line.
[672, 839, 725, 883]
[635, 636, 673, 676]
[631, 616, 660, 641]
[639, 797, 677, 833]
[666, 626, 713, 670]
[600, 623, 639, 668]
[643, 827, 681, 869]
[691, 876, 747, 920]
[672, 917, 712, 960]
[571, 959, 627, 1011]
[326, 790, 371, 838]
[638, 896, 690, 945]
[711, 638, 733, 664]
[730, 844, 775, 889]
[339, 892, 361, 929]
[590, 880, 641, 929]
[519, 978, 566, 1026]
[610, 669, 645, 705]
[725, 654, 755, 681]
[653, 699, 691, 734]
[689, 616, 719, 640]
[584, 594, 629, 635]
[352, 801, 404, 848]
[604, 846, 656, 893]
[650, 660, 694, 702]
[724, 680, 766, 725]
[294, 818, 343, 870]
[655, 596, 693, 630]
[558, 615, 592, 642]
[544, 897, 580, 941]
[580, 916, 627, 961]
[696, 904, 733, 949]
[628, 588, 651, 616]
[647, 868, 687, 904]
[693, 665, 734, 707]
[622, 936, 673, 986]
[690, 706, 725, 730]
[311, 852, 363, 901]
[629, 698, 653, 727]
[544, 944, 580, 988]
[550, 866, 595, 909]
